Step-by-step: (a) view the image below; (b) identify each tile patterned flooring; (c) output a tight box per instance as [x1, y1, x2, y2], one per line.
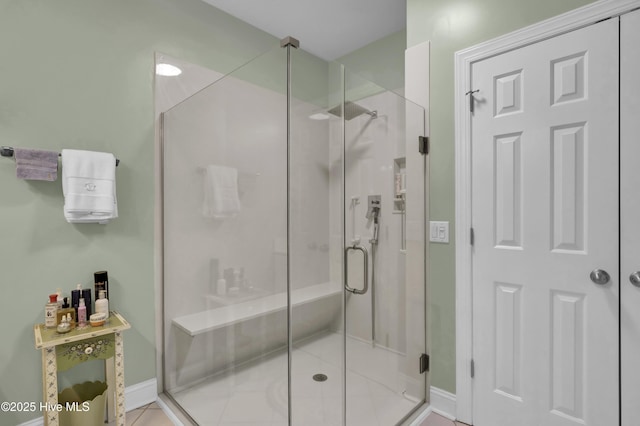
[169, 332, 420, 425]
[419, 413, 470, 426]
[141, 332, 471, 425]
[121, 403, 469, 425]
[108, 402, 173, 426]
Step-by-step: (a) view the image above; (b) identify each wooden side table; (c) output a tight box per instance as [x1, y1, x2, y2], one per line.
[34, 311, 131, 426]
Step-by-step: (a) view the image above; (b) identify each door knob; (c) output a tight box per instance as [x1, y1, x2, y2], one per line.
[590, 269, 610, 285]
[630, 271, 640, 287]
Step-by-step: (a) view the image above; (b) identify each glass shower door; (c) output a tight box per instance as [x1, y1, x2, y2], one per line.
[341, 70, 427, 424]
[162, 46, 291, 425]
[161, 43, 427, 425]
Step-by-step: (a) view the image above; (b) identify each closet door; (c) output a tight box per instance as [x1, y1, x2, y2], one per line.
[621, 9, 640, 426]
[470, 18, 619, 426]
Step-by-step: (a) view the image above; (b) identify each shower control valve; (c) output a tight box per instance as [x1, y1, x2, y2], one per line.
[366, 195, 381, 220]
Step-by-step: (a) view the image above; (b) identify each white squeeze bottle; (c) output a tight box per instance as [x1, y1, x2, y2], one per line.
[95, 290, 109, 318]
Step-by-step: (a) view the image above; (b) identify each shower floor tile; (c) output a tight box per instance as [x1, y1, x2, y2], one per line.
[170, 332, 422, 425]
[220, 391, 279, 423]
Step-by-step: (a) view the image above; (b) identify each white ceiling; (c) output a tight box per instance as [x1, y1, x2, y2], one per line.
[201, 0, 406, 60]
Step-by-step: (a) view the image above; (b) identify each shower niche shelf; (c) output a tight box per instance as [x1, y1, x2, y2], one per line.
[393, 157, 406, 214]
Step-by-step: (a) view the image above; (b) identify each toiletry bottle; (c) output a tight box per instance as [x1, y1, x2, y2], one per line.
[77, 298, 87, 327]
[56, 297, 76, 327]
[95, 290, 109, 318]
[94, 271, 109, 301]
[82, 288, 92, 317]
[56, 314, 71, 334]
[45, 294, 58, 329]
[56, 288, 63, 309]
[233, 269, 241, 290]
[224, 268, 234, 288]
[239, 267, 246, 289]
[71, 284, 82, 318]
[210, 259, 219, 294]
[217, 274, 227, 296]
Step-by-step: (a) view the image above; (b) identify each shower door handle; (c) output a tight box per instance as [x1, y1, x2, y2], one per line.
[345, 245, 369, 295]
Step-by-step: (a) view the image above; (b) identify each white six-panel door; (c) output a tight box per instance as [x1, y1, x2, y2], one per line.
[471, 18, 619, 426]
[621, 8, 640, 426]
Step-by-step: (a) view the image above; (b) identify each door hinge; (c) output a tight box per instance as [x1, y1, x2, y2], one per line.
[419, 353, 429, 374]
[470, 227, 475, 246]
[471, 359, 475, 378]
[466, 89, 479, 113]
[419, 136, 429, 155]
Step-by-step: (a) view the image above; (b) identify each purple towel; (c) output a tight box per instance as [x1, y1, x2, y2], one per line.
[14, 148, 59, 181]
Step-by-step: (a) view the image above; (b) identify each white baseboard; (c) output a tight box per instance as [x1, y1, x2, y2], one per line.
[408, 405, 433, 425]
[430, 386, 457, 420]
[17, 378, 158, 426]
[124, 378, 158, 411]
[156, 396, 185, 426]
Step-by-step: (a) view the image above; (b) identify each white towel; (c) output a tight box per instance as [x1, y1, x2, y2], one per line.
[61, 149, 118, 224]
[202, 165, 241, 219]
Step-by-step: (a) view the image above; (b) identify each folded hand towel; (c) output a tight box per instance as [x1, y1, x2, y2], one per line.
[61, 149, 118, 224]
[14, 148, 59, 181]
[202, 165, 241, 219]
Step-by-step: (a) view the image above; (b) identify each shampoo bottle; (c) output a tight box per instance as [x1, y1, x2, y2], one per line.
[77, 298, 87, 327]
[95, 290, 109, 318]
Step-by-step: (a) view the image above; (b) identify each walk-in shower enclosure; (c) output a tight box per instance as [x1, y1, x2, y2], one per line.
[161, 39, 427, 425]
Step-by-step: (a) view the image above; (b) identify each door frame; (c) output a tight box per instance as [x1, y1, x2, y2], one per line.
[454, 0, 640, 423]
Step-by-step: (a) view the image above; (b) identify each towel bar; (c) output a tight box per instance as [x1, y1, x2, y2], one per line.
[1, 146, 120, 166]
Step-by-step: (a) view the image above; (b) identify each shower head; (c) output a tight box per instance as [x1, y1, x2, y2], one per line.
[327, 101, 377, 121]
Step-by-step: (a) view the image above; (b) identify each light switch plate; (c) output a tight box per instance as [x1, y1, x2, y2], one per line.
[429, 221, 449, 243]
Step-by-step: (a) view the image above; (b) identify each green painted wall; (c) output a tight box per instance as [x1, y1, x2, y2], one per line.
[337, 29, 406, 92]
[407, 0, 597, 394]
[0, 0, 603, 420]
[0, 0, 281, 423]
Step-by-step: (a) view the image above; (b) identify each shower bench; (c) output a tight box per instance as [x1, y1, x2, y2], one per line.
[172, 281, 341, 337]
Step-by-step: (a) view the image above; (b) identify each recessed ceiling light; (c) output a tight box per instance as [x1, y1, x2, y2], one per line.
[156, 63, 182, 77]
[309, 112, 330, 120]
